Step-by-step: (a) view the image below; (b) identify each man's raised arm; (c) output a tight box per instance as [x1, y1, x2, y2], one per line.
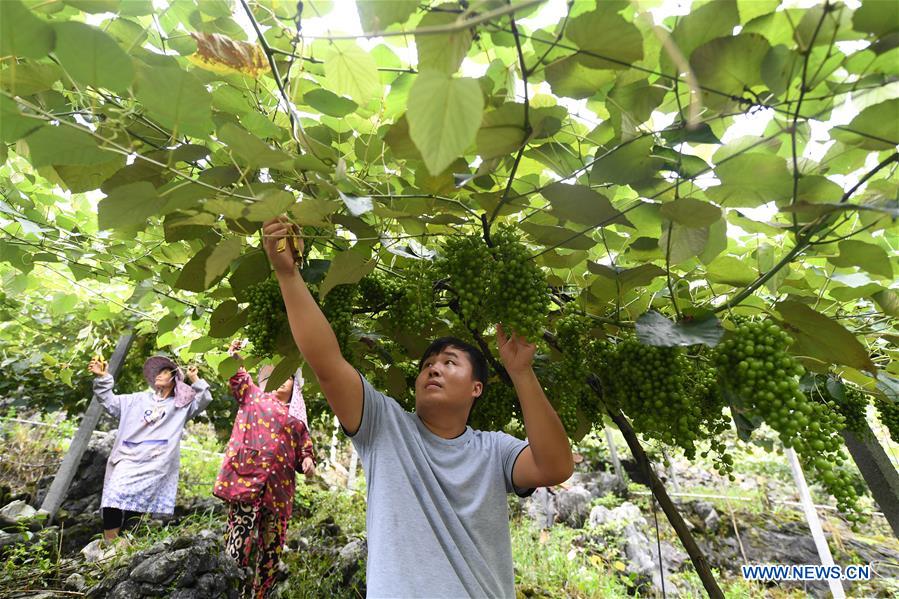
[262, 217, 363, 434]
[497, 325, 574, 489]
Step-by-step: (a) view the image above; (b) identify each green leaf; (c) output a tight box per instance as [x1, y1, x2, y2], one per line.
[356, 0, 417, 31]
[659, 123, 721, 146]
[384, 115, 422, 160]
[245, 189, 296, 223]
[661, 0, 739, 74]
[706, 256, 757, 286]
[527, 143, 583, 178]
[590, 263, 666, 301]
[134, 66, 214, 138]
[204, 237, 242, 289]
[216, 355, 240, 380]
[231, 251, 271, 301]
[545, 55, 616, 99]
[407, 71, 483, 175]
[0, 96, 43, 143]
[873, 289, 899, 317]
[636, 311, 724, 347]
[319, 247, 377, 298]
[776, 300, 876, 372]
[833, 99, 899, 150]
[62, 0, 121, 13]
[659, 223, 708, 264]
[690, 33, 772, 109]
[303, 88, 358, 117]
[265, 350, 302, 392]
[24, 125, 117, 167]
[323, 42, 381, 103]
[55, 157, 125, 193]
[0, 0, 53, 59]
[0, 62, 63, 96]
[476, 103, 527, 159]
[53, 21, 134, 94]
[706, 153, 792, 207]
[217, 122, 294, 169]
[828, 239, 894, 279]
[416, 10, 473, 74]
[208, 299, 248, 338]
[591, 137, 662, 188]
[660, 197, 721, 227]
[876, 373, 899, 404]
[519, 222, 595, 250]
[541, 182, 632, 228]
[97, 181, 165, 230]
[567, 6, 643, 70]
[853, 0, 899, 37]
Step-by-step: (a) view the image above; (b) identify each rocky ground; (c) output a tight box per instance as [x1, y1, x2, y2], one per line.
[2, 427, 898, 597]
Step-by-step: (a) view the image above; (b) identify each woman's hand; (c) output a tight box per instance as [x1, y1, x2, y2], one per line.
[301, 457, 315, 478]
[186, 364, 200, 384]
[262, 217, 303, 275]
[227, 339, 245, 361]
[88, 358, 108, 377]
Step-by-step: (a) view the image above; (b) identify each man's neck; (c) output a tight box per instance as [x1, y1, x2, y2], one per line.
[417, 413, 467, 439]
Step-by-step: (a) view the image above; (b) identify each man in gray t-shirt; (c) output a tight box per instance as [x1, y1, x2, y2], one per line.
[261, 218, 575, 598]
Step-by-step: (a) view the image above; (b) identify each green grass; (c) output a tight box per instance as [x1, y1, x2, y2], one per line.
[510, 517, 632, 598]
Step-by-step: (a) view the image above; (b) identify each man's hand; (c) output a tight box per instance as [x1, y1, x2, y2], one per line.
[186, 364, 200, 384]
[496, 324, 537, 376]
[262, 217, 303, 275]
[88, 358, 108, 377]
[301, 457, 315, 478]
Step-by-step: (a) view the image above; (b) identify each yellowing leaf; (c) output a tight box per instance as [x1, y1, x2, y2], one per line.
[187, 33, 270, 77]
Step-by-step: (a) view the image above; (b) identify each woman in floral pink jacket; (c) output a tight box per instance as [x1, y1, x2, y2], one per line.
[214, 341, 315, 599]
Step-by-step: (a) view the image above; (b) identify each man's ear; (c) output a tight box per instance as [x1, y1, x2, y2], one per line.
[472, 381, 483, 399]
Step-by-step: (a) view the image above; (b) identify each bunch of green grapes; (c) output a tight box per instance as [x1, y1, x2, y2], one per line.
[321, 283, 358, 359]
[487, 227, 550, 342]
[836, 386, 869, 438]
[604, 338, 704, 458]
[555, 312, 604, 425]
[390, 260, 438, 332]
[875, 396, 899, 443]
[715, 320, 862, 518]
[540, 361, 581, 436]
[686, 360, 734, 479]
[358, 273, 403, 314]
[810, 381, 869, 438]
[436, 236, 493, 331]
[468, 380, 518, 431]
[245, 278, 288, 358]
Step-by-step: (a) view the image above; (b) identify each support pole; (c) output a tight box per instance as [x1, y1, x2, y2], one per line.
[605, 405, 724, 599]
[604, 426, 625, 486]
[40, 331, 136, 522]
[785, 447, 845, 599]
[842, 425, 899, 539]
[663, 450, 681, 493]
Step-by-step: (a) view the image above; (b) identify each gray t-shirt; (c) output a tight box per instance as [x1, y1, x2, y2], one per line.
[348, 374, 533, 598]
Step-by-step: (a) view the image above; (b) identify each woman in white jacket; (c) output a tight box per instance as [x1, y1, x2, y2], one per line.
[88, 355, 213, 540]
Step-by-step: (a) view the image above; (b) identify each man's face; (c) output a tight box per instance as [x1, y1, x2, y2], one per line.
[415, 348, 482, 415]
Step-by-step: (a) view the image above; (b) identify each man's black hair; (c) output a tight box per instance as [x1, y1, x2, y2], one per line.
[418, 337, 489, 391]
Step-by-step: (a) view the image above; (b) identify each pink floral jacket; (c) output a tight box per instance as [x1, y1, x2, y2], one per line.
[213, 368, 314, 518]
